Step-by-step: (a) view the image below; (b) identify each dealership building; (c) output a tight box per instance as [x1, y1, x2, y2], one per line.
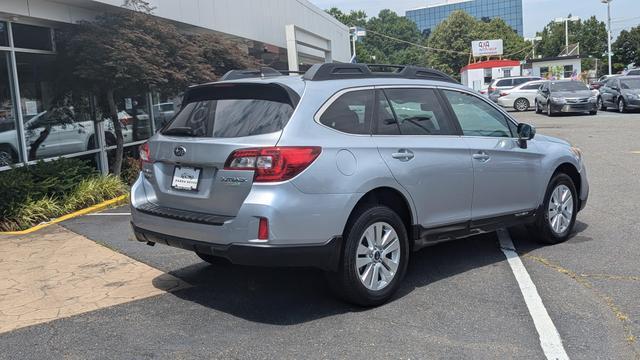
[0, 0, 350, 172]
[406, 0, 523, 36]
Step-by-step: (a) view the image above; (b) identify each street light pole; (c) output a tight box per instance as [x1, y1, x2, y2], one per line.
[601, 0, 613, 75]
[554, 16, 580, 55]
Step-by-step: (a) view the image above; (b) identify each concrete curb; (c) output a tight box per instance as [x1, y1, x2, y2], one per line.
[0, 194, 129, 235]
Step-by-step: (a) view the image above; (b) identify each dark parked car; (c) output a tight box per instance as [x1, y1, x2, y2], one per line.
[535, 80, 598, 116]
[589, 74, 619, 90]
[598, 76, 640, 112]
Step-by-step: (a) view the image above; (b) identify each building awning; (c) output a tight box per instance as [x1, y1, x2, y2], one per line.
[460, 59, 520, 73]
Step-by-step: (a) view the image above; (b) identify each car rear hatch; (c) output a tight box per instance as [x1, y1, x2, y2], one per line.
[140, 82, 300, 217]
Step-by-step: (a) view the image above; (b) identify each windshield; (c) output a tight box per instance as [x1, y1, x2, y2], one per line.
[551, 82, 589, 91]
[162, 83, 296, 138]
[621, 79, 640, 90]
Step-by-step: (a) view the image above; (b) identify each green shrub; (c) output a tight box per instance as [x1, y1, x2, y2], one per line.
[0, 158, 127, 232]
[120, 156, 142, 186]
[0, 158, 96, 218]
[63, 176, 127, 212]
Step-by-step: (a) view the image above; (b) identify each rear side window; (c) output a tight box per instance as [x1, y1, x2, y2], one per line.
[163, 83, 296, 138]
[522, 83, 542, 90]
[496, 79, 513, 87]
[512, 78, 529, 86]
[319, 90, 373, 134]
[379, 88, 455, 136]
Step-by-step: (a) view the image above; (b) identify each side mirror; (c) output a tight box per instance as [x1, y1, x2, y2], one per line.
[517, 123, 536, 140]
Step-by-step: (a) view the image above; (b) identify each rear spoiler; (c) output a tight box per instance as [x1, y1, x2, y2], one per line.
[181, 82, 301, 109]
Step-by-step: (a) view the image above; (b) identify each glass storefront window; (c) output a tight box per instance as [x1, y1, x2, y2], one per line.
[16, 53, 98, 161]
[0, 22, 9, 47]
[12, 23, 53, 51]
[0, 51, 21, 167]
[103, 92, 153, 144]
[151, 92, 181, 132]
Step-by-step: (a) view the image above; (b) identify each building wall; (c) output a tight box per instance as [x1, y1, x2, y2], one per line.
[406, 0, 523, 37]
[531, 59, 581, 79]
[462, 65, 521, 90]
[1, 0, 351, 62]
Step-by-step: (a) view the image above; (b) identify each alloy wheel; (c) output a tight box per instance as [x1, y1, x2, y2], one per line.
[355, 222, 401, 291]
[548, 184, 573, 235]
[515, 99, 528, 112]
[618, 98, 626, 113]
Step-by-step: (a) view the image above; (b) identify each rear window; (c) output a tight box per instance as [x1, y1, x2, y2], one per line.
[162, 83, 297, 138]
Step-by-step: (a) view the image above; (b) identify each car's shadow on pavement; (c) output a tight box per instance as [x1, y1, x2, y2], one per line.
[154, 230, 557, 325]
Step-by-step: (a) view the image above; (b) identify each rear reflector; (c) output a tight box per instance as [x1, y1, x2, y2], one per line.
[258, 217, 269, 240]
[224, 146, 321, 182]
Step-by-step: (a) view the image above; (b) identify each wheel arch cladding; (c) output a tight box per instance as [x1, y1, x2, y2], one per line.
[553, 162, 581, 203]
[345, 187, 414, 246]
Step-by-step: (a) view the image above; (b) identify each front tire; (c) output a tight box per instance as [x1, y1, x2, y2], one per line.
[327, 205, 409, 307]
[535, 101, 542, 114]
[598, 96, 607, 111]
[0, 145, 17, 167]
[618, 97, 627, 113]
[531, 173, 578, 244]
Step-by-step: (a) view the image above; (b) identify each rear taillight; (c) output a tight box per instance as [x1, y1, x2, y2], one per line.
[224, 146, 321, 182]
[499, 92, 508, 97]
[139, 142, 151, 163]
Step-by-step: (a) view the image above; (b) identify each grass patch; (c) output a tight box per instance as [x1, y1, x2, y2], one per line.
[0, 158, 128, 232]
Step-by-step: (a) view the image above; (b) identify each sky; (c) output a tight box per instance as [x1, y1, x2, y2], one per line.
[310, 0, 640, 38]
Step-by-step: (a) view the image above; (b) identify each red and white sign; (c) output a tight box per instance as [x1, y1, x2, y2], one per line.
[472, 39, 504, 57]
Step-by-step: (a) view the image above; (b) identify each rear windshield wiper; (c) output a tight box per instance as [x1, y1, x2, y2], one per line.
[162, 127, 193, 136]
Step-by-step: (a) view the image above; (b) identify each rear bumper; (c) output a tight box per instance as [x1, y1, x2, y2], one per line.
[132, 224, 342, 271]
[496, 97, 515, 108]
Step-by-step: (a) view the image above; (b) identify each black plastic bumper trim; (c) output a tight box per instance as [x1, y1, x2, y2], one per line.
[136, 203, 233, 226]
[132, 224, 343, 272]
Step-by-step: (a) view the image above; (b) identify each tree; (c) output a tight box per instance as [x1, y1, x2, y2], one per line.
[325, 7, 367, 28]
[535, 17, 607, 59]
[475, 18, 529, 59]
[613, 26, 640, 68]
[57, 1, 254, 175]
[426, 11, 478, 76]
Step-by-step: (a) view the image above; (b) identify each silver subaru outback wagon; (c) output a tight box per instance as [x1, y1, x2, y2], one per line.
[131, 64, 589, 306]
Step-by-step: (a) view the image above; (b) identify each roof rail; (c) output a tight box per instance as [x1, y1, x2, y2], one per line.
[220, 67, 284, 81]
[302, 63, 458, 83]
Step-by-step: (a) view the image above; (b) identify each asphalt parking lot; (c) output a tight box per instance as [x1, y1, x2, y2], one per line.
[1, 109, 639, 359]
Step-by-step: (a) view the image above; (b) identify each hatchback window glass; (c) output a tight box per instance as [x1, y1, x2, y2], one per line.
[163, 84, 295, 138]
[382, 88, 454, 136]
[621, 79, 640, 89]
[443, 90, 512, 138]
[550, 82, 588, 91]
[319, 90, 372, 134]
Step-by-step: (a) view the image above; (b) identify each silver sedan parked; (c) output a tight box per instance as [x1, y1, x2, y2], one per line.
[496, 80, 544, 111]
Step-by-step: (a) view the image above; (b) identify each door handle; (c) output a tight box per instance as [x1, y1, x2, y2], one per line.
[472, 151, 490, 162]
[391, 149, 414, 162]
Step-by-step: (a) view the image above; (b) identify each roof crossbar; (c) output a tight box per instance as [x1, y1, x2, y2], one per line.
[302, 63, 458, 83]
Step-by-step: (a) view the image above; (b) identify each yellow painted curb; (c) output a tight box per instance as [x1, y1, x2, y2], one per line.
[1, 194, 129, 235]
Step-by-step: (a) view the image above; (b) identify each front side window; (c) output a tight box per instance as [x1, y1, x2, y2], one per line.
[496, 79, 512, 87]
[379, 88, 455, 136]
[319, 90, 373, 135]
[443, 90, 513, 138]
[621, 79, 640, 89]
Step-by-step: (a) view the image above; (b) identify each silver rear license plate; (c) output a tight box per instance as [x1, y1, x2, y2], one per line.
[171, 166, 201, 191]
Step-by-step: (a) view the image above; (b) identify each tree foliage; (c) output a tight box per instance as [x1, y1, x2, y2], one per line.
[534, 16, 607, 59]
[613, 26, 640, 69]
[57, 1, 255, 175]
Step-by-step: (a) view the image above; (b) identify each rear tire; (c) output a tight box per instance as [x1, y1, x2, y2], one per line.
[546, 101, 555, 117]
[514, 98, 529, 112]
[531, 173, 578, 244]
[326, 205, 409, 307]
[589, 110, 597, 115]
[195, 251, 231, 266]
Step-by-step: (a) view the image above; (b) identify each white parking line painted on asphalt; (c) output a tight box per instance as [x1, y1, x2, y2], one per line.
[86, 212, 131, 216]
[497, 229, 570, 360]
